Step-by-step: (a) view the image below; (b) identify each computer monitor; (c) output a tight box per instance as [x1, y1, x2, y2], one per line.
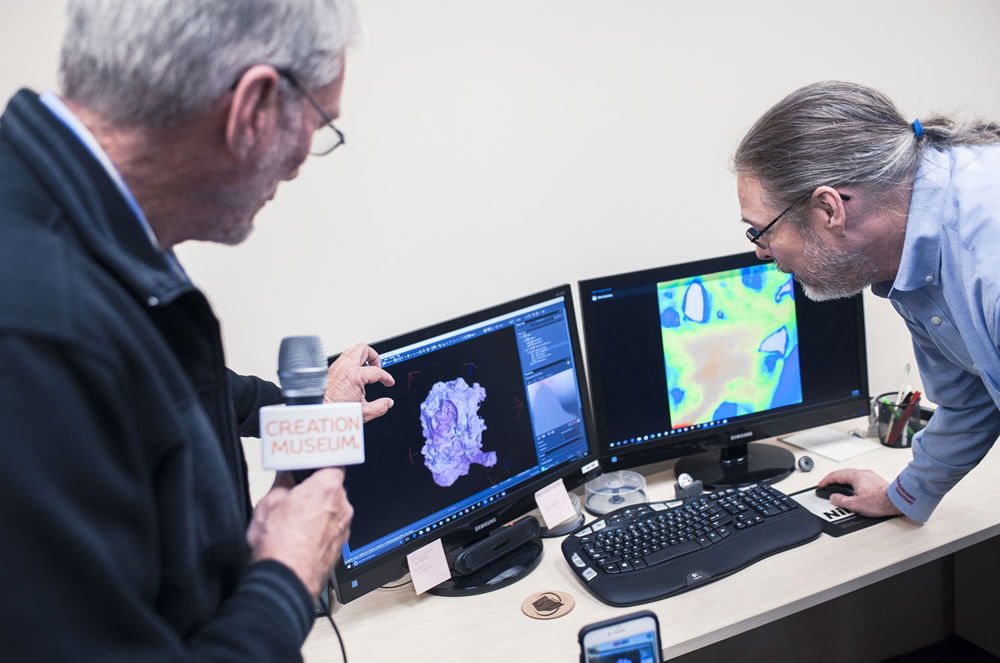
[331, 285, 598, 603]
[579, 251, 869, 487]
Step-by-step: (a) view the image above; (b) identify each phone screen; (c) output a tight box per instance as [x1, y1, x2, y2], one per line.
[581, 614, 660, 663]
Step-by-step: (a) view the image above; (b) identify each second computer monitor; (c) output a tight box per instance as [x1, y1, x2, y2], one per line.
[579, 251, 869, 487]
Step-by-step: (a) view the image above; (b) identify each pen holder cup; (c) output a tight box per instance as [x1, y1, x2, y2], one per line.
[870, 392, 925, 449]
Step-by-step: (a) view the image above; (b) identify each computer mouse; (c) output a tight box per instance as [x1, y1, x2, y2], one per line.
[815, 483, 854, 500]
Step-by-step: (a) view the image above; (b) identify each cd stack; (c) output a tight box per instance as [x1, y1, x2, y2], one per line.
[584, 470, 647, 515]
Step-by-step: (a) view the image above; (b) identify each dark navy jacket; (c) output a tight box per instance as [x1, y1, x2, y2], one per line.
[0, 90, 312, 661]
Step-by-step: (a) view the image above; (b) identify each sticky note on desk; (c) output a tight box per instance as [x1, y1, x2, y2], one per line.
[406, 538, 451, 595]
[534, 479, 576, 528]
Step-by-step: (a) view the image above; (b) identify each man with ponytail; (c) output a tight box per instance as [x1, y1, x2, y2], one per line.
[734, 81, 1000, 523]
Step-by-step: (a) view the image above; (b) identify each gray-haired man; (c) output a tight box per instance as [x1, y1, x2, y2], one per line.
[734, 81, 1000, 524]
[0, 1, 392, 660]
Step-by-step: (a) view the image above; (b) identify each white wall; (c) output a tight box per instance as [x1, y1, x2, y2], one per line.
[5, 0, 1000, 400]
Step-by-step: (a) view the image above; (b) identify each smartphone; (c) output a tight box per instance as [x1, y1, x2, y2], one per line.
[578, 610, 662, 663]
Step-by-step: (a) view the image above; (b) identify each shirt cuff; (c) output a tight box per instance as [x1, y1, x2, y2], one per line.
[242, 559, 316, 644]
[887, 471, 938, 523]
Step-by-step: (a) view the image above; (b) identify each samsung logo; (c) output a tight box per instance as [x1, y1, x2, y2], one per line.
[474, 517, 498, 532]
[729, 431, 754, 441]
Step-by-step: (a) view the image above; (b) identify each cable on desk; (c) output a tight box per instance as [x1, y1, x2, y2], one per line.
[317, 591, 347, 663]
[379, 578, 413, 590]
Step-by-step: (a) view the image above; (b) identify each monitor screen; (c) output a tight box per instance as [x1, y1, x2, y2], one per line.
[579, 252, 869, 483]
[332, 285, 597, 603]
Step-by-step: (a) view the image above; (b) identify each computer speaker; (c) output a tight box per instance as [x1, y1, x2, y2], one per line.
[453, 516, 541, 576]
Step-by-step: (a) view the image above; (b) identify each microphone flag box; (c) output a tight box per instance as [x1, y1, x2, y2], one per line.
[260, 402, 365, 471]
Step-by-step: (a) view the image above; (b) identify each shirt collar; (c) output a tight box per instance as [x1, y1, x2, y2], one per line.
[38, 92, 188, 280]
[871, 147, 950, 298]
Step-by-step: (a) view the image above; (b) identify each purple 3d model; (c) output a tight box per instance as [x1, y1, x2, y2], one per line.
[420, 378, 496, 487]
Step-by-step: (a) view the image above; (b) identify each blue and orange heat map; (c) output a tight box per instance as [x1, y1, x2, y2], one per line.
[657, 263, 802, 429]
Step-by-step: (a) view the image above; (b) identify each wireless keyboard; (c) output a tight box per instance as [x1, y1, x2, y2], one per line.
[561, 484, 822, 606]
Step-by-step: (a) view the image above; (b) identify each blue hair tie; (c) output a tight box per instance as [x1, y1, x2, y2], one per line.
[912, 118, 924, 137]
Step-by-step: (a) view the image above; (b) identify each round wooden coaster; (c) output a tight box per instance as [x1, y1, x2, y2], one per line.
[521, 590, 576, 620]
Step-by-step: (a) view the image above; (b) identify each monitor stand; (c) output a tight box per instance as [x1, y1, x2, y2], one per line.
[430, 516, 544, 597]
[673, 442, 794, 489]
[430, 540, 543, 597]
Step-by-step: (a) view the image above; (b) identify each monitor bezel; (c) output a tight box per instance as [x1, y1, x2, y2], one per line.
[329, 284, 599, 603]
[578, 251, 870, 472]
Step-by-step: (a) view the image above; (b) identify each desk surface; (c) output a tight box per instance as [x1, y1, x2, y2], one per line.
[302, 428, 1000, 663]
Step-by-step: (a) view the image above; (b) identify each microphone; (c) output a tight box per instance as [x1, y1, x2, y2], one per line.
[279, 336, 328, 483]
[259, 336, 365, 479]
[278, 335, 327, 406]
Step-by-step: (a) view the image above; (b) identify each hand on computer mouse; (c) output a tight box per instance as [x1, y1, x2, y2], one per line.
[817, 469, 903, 518]
[815, 483, 854, 500]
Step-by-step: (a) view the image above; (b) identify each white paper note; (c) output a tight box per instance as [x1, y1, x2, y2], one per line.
[406, 538, 451, 595]
[534, 479, 576, 528]
[780, 425, 880, 462]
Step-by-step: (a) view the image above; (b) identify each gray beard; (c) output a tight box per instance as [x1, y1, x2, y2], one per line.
[209, 209, 256, 246]
[795, 228, 880, 302]
[205, 109, 304, 246]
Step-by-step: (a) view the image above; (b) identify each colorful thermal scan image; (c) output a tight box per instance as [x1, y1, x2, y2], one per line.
[419, 377, 497, 487]
[657, 263, 802, 428]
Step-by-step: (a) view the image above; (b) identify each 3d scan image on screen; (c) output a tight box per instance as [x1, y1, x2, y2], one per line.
[346, 326, 540, 557]
[420, 377, 496, 487]
[657, 263, 802, 429]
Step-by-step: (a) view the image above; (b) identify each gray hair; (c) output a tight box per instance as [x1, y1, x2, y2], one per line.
[734, 80, 1000, 211]
[60, 0, 360, 129]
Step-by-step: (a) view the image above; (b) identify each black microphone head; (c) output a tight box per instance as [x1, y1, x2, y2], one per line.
[278, 335, 327, 403]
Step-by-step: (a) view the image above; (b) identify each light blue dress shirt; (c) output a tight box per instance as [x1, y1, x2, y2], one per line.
[872, 144, 1000, 522]
[38, 92, 187, 279]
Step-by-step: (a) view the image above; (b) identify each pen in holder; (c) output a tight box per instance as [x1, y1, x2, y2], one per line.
[870, 391, 924, 448]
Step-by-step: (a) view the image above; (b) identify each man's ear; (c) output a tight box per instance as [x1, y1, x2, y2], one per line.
[226, 65, 282, 161]
[809, 186, 848, 237]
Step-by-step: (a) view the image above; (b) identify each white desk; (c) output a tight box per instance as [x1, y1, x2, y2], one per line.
[300, 429, 1000, 662]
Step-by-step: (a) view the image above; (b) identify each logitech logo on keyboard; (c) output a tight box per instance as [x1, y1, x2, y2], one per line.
[686, 571, 711, 585]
